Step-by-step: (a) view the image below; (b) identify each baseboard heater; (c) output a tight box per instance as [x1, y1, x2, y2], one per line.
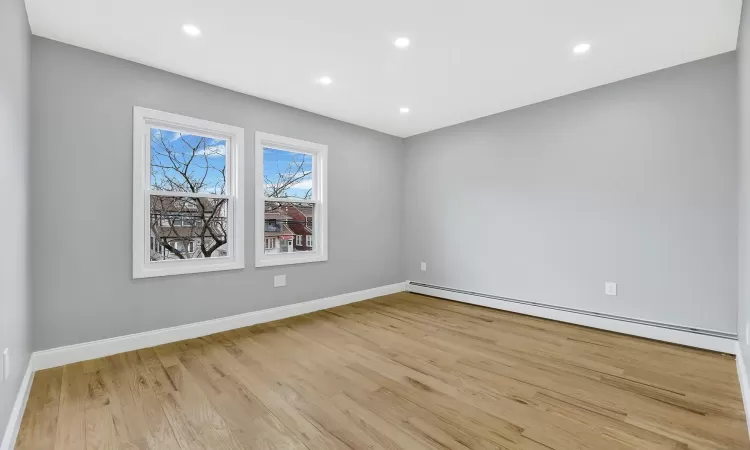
[407, 281, 736, 342]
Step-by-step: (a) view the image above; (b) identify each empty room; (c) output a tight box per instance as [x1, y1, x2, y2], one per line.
[4, 0, 750, 449]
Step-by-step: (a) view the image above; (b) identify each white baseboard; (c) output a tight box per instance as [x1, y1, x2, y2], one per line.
[736, 343, 750, 439]
[0, 362, 34, 450]
[32, 282, 406, 371]
[407, 283, 736, 354]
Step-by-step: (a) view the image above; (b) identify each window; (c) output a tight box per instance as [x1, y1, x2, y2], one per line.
[265, 237, 275, 250]
[133, 107, 244, 278]
[306, 235, 312, 247]
[255, 132, 327, 267]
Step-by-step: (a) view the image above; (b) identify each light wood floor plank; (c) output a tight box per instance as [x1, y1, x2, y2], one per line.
[15, 293, 750, 449]
[54, 363, 87, 450]
[15, 367, 63, 449]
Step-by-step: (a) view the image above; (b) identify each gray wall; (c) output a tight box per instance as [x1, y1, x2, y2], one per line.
[0, 0, 31, 438]
[26, 35, 743, 349]
[403, 52, 738, 333]
[738, 1, 750, 372]
[30, 37, 404, 350]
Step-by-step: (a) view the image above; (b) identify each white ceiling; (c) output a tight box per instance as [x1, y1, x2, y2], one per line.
[26, 0, 742, 138]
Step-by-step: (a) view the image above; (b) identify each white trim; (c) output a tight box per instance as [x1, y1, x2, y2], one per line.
[146, 190, 230, 200]
[407, 283, 737, 354]
[0, 362, 34, 450]
[736, 343, 750, 439]
[263, 197, 319, 204]
[31, 282, 406, 371]
[132, 106, 245, 279]
[255, 132, 328, 268]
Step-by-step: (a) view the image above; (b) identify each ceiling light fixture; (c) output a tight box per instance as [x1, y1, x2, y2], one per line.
[400, 107, 410, 114]
[318, 76, 333, 85]
[394, 37, 410, 49]
[573, 42, 591, 54]
[182, 24, 201, 37]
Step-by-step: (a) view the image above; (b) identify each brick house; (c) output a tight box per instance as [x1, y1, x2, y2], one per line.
[264, 204, 313, 254]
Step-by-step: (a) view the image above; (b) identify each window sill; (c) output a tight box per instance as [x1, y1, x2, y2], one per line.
[255, 253, 327, 268]
[134, 258, 244, 278]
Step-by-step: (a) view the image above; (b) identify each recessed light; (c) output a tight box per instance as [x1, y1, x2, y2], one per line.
[318, 76, 333, 85]
[573, 42, 591, 54]
[400, 107, 410, 114]
[394, 37, 410, 49]
[182, 24, 201, 37]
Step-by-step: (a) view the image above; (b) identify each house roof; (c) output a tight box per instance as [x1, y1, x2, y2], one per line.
[265, 212, 292, 220]
[295, 205, 313, 218]
[276, 204, 313, 220]
[286, 220, 311, 237]
[264, 224, 295, 238]
[265, 206, 312, 237]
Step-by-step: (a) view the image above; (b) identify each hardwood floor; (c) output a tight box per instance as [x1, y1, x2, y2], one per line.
[15, 292, 749, 449]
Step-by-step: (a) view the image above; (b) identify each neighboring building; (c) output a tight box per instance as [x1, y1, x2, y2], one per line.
[263, 211, 295, 254]
[150, 199, 312, 259]
[150, 196, 228, 260]
[264, 204, 313, 254]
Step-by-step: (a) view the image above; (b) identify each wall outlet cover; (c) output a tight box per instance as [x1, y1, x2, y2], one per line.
[274, 274, 287, 288]
[420, 262, 427, 271]
[605, 282, 617, 296]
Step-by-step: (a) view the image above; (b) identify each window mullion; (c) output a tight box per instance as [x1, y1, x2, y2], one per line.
[263, 197, 319, 204]
[149, 190, 230, 200]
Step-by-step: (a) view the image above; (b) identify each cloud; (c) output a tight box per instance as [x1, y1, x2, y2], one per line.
[264, 176, 312, 190]
[197, 144, 226, 157]
[290, 178, 313, 190]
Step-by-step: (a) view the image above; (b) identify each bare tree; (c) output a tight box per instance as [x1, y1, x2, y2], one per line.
[149, 134, 314, 260]
[264, 153, 311, 199]
[263, 152, 312, 217]
[150, 132, 228, 260]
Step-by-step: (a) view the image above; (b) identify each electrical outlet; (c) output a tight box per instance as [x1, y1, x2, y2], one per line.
[604, 282, 617, 296]
[420, 262, 427, 271]
[2, 348, 9, 381]
[274, 274, 287, 288]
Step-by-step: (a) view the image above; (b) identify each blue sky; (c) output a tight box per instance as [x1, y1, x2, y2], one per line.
[150, 128, 226, 194]
[263, 147, 313, 199]
[150, 131, 312, 198]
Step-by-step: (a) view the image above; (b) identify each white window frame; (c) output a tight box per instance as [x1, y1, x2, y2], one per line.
[133, 107, 245, 278]
[296, 235, 303, 246]
[306, 235, 312, 247]
[255, 132, 328, 267]
[265, 237, 275, 250]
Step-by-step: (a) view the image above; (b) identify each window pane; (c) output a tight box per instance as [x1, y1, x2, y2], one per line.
[263, 148, 313, 200]
[150, 195, 228, 261]
[264, 201, 314, 254]
[151, 128, 227, 194]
